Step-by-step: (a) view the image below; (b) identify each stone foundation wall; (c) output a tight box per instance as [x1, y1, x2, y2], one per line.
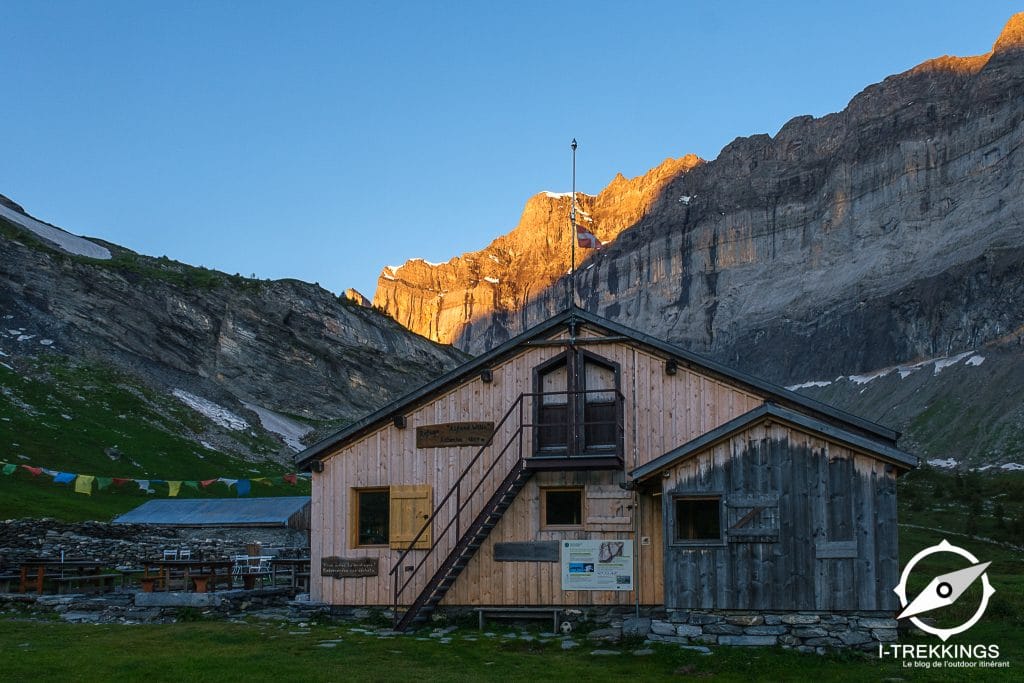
[440, 605, 898, 652]
[639, 610, 898, 654]
[0, 519, 308, 568]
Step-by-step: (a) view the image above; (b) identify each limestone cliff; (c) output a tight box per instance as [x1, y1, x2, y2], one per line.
[372, 155, 702, 345]
[374, 15, 1024, 387]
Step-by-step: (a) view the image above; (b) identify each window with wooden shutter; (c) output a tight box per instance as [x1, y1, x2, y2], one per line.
[389, 484, 432, 549]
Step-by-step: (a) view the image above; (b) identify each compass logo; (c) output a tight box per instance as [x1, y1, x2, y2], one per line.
[894, 539, 996, 642]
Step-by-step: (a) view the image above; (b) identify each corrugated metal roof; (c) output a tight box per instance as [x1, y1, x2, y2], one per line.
[112, 496, 310, 526]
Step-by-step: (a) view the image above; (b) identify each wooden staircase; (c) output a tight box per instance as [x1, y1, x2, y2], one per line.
[393, 461, 532, 630]
[390, 394, 531, 631]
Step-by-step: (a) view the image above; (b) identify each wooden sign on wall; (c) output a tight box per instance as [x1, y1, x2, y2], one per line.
[416, 421, 494, 448]
[321, 556, 379, 578]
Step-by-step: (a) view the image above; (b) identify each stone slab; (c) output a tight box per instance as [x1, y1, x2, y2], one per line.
[134, 592, 223, 608]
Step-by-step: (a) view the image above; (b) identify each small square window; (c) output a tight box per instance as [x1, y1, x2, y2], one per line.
[543, 488, 583, 527]
[674, 497, 721, 542]
[355, 488, 389, 546]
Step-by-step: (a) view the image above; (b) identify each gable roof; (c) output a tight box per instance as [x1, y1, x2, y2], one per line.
[112, 496, 310, 527]
[630, 403, 918, 483]
[295, 307, 901, 468]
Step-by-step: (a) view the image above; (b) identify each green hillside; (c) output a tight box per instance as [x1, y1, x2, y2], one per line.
[0, 355, 310, 520]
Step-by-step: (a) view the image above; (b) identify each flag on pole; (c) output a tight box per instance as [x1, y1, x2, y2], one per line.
[576, 225, 602, 249]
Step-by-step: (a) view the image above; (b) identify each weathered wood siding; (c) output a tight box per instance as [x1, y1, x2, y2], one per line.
[661, 421, 899, 611]
[311, 326, 763, 606]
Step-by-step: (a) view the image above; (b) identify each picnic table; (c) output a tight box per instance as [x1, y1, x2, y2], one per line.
[18, 558, 110, 594]
[141, 558, 235, 593]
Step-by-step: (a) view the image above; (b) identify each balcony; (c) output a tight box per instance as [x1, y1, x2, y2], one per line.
[522, 389, 624, 471]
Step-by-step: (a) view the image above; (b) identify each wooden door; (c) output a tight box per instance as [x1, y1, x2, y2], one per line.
[638, 492, 664, 605]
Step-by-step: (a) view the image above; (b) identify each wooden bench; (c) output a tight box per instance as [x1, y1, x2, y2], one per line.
[52, 573, 119, 595]
[474, 607, 562, 632]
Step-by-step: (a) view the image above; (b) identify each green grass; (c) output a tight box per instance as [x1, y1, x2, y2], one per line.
[1, 617, 1016, 683]
[0, 356, 307, 521]
[0, 474, 1019, 679]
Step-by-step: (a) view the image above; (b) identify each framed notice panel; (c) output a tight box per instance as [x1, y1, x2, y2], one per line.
[560, 540, 634, 591]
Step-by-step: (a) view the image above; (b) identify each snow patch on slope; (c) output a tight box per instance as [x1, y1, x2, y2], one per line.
[172, 389, 248, 431]
[788, 349, 987, 390]
[927, 458, 959, 469]
[241, 401, 313, 452]
[0, 203, 111, 260]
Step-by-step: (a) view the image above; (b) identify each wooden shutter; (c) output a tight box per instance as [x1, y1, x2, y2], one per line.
[389, 484, 432, 549]
[724, 493, 779, 542]
[584, 485, 632, 531]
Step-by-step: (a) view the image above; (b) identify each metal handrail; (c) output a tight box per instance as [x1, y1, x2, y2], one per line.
[389, 389, 627, 624]
[390, 394, 527, 619]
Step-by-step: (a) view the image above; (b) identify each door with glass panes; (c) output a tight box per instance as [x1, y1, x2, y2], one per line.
[534, 349, 619, 456]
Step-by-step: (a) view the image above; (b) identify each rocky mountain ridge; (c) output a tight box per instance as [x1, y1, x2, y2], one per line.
[0, 201, 465, 461]
[372, 14, 1024, 466]
[376, 15, 1023, 374]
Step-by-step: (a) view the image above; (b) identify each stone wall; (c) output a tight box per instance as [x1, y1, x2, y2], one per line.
[639, 609, 898, 654]
[0, 519, 308, 568]
[442, 605, 899, 652]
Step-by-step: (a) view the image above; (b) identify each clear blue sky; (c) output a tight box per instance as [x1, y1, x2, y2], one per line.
[2, 1, 1019, 298]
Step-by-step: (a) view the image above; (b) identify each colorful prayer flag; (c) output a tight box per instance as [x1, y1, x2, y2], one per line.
[2, 463, 16, 476]
[168, 481, 182, 497]
[235, 479, 251, 497]
[284, 473, 297, 485]
[21, 465, 42, 476]
[74, 475, 95, 495]
[199, 479, 218, 488]
[97, 477, 113, 491]
[53, 472, 76, 485]
[112, 477, 132, 487]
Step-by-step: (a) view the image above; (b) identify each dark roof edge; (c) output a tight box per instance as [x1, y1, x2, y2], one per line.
[570, 310, 899, 443]
[297, 307, 900, 468]
[630, 403, 918, 482]
[295, 310, 577, 468]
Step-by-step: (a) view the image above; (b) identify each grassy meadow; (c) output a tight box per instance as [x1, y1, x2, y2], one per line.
[0, 467, 1021, 681]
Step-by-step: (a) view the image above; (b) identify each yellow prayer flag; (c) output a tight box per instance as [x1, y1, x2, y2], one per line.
[74, 475, 95, 495]
[168, 481, 182, 497]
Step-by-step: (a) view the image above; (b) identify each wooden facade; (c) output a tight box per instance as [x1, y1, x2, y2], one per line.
[299, 310, 914, 617]
[648, 421, 899, 612]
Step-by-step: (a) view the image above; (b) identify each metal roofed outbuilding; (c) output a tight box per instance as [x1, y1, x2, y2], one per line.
[113, 496, 311, 529]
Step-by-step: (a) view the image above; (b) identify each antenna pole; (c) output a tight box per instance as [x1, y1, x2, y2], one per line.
[570, 138, 577, 310]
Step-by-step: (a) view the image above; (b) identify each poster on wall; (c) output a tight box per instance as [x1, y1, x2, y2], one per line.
[560, 539, 634, 591]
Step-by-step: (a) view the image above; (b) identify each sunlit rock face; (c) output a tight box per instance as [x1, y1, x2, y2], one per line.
[376, 15, 1024, 384]
[372, 154, 701, 347]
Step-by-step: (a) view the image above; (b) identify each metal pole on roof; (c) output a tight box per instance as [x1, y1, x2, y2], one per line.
[570, 138, 577, 312]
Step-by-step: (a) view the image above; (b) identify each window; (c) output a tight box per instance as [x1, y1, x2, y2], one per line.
[352, 485, 433, 550]
[582, 360, 617, 449]
[537, 361, 569, 450]
[673, 496, 722, 543]
[354, 488, 390, 546]
[533, 350, 620, 455]
[543, 488, 583, 527]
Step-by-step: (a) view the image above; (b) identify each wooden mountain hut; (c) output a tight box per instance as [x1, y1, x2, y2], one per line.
[296, 309, 916, 642]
